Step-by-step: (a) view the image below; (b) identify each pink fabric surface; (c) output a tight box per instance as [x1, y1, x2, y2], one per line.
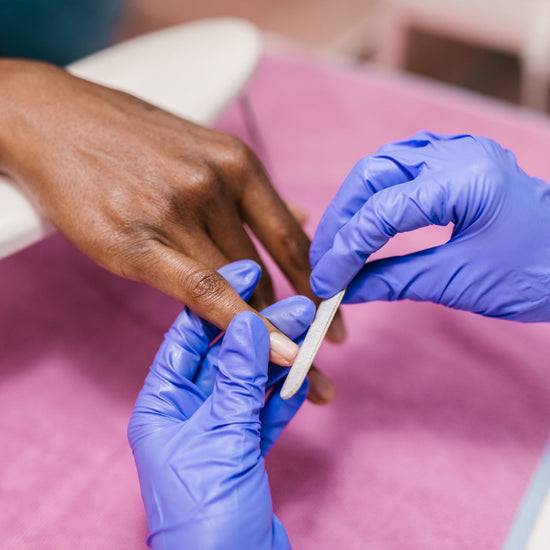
[2, 51, 550, 549]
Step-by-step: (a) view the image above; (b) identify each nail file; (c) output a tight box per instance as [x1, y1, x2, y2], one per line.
[280, 289, 345, 400]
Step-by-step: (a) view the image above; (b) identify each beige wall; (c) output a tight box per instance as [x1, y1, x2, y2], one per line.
[117, 0, 376, 53]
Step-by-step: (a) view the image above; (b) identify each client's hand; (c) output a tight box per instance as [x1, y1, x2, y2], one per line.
[0, 59, 345, 370]
[128, 261, 314, 549]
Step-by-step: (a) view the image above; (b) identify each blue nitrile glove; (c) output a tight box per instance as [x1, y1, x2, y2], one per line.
[310, 132, 550, 322]
[128, 260, 315, 550]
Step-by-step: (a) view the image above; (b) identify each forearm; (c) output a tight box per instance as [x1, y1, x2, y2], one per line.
[0, 58, 73, 183]
[0, 58, 62, 180]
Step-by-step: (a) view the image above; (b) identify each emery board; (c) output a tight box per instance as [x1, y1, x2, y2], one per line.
[280, 289, 345, 400]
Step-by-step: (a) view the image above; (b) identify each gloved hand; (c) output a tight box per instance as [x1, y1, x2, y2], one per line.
[310, 132, 550, 322]
[128, 260, 315, 550]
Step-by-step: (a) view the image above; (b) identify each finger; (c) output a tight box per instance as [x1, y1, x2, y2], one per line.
[325, 307, 347, 343]
[205, 207, 276, 311]
[239, 172, 348, 343]
[238, 167, 314, 299]
[260, 377, 309, 456]
[309, 132, 467, 271]
[201, 259, 263, 340]
[169, 212, 269, 322]
[263, 296, 323, 398]
[311, 173, 454, 298]
[195, 293, 336, 405]
[168, 225, 231, 272]
[306, 366, 336, 404]
[261, 297, 335, 405]
[192, 260, 262, 394]
[372, 130, 444, 161]
[373, 131, 473, 170]
[162, 259, 259, 342]
[217, 260, 262, 304]
[131, 262, 259, 430]
[310, 155, 411, 268]
[210, 311, 269, 425]
[137, 243, 300, 366]
[165, 224, 262, 317]
[155, 308, 212, 384]
[130, 304, 213, 433]
[195, 295, 315, 397]
[343, 244, 457, 306]
[262, 295, 316, 340]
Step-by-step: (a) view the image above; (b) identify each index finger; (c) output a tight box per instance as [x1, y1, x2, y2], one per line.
[133, 242, 300, 367]
[310, 155, 413, 269]
[311, 172, 451, 297]
[310, 132, 463, 270]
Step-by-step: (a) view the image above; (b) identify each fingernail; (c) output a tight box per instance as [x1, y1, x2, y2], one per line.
[307, 368, 336, 405]
[327, 313, 347, 343]
[269, 332, 299, 366]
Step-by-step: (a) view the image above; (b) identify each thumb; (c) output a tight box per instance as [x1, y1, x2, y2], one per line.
[345, 243, 462, 307]
[210, 311, 270, 425]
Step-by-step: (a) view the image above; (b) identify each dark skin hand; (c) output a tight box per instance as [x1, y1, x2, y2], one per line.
[0, 59, 345, 404]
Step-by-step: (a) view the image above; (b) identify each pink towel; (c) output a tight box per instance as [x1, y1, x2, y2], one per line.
[2, 51, 550, 549]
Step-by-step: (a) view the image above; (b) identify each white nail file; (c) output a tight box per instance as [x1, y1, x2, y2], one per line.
[280, 289, 345, 400]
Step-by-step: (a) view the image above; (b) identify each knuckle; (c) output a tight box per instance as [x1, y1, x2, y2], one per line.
[370, 195, 398, 237]
[185, 268, 227, 302]
[176, 159, 220, 201]
[221, 136, 259, 174]
[464, 136, 508, 175]
[353, 155, 371, 175]
[227, 135, 252, 160]
[464, 155, 505, 194]
[190, 163, 219, 195]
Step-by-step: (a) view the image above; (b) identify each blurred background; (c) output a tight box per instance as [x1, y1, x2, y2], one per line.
[2, 1, 549, 112]
[116, 0, 550, 112]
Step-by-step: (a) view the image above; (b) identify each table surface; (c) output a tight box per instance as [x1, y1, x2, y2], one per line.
[0, 18, 261, 261]
[2, 49, 550, 549]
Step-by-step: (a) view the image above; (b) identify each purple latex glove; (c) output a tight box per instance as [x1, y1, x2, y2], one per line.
[310, 132, 550, 322]
[128, 260, 314, 550]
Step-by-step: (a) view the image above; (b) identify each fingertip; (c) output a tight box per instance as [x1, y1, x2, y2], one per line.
[262, 295, 316, 336]
[290, 295, 316, 326]
[295, 376, 310, 402]
[326, 310, 347, 343]
[212, 310, 270, 423]
[307, 366, 336, 405]
[218, 260, 262, 301]
[229, 310, 269, 342]
[309, 240, 324, 270]
[219, 311, 270, 380]
[309, 271, 335, 300]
